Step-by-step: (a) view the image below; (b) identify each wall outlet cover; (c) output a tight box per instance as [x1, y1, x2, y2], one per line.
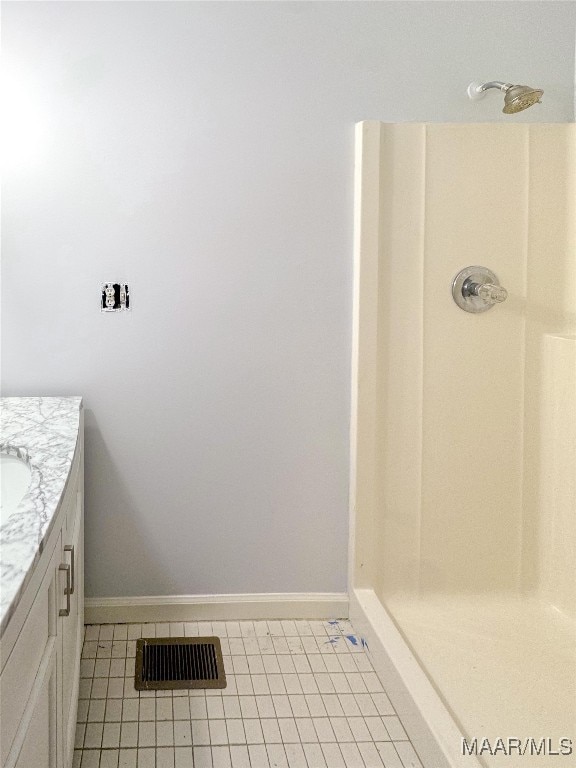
[101, 283, 130, 312]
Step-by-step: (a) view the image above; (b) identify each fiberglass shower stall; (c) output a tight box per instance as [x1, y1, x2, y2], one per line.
[350, 122, 575, 768]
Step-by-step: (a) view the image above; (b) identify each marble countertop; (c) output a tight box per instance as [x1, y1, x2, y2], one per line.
[0, 396, 82, 636]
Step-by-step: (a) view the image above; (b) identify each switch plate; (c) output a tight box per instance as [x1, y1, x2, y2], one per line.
[101, 283, 130, 312]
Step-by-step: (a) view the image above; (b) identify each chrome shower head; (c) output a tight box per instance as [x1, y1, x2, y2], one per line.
[467, 81, 544, 114]
[502, 84, 544, 114]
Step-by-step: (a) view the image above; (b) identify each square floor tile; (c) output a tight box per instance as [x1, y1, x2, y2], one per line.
[75, 620, 420, 768]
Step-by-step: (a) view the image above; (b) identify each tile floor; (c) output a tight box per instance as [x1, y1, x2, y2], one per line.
[74, 619, 424, 768]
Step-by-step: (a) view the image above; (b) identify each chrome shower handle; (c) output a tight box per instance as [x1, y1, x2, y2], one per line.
[463, 279, 508, 305]
[452, 266, 507, 313]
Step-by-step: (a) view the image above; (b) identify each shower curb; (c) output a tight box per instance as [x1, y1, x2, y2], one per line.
[350, 588, 483, 768]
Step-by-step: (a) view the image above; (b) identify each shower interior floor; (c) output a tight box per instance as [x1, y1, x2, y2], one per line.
[384, 593, 576, 768]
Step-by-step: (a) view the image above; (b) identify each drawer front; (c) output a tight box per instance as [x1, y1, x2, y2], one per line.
[0, 536, 60, 766]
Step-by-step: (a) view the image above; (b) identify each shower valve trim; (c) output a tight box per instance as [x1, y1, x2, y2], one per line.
[452, 266, 508, 313]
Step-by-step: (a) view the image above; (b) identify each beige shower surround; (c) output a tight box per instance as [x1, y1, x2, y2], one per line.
[351, 122, 575, 767]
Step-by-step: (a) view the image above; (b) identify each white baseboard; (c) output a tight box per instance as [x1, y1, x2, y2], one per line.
[85, 592, 349, 625]
[350, 588, 482, 768]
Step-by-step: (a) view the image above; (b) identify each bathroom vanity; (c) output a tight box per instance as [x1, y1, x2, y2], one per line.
[0, 397, 83, 768]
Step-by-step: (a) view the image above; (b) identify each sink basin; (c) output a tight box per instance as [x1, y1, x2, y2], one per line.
[1, 453, 32, 526]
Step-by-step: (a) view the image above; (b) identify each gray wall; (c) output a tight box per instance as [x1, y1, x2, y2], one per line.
[2, 2, 575, 598]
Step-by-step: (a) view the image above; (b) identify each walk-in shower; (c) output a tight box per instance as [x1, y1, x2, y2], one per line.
[350, 122, 575, 767]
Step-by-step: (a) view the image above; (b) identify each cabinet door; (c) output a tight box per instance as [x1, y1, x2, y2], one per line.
[3, 543, 62, 768]
[13, 641, 58, 768]
[61, 490, 83, 767]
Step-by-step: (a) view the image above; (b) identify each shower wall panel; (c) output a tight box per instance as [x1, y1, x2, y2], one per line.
[353, 122, 576, 605]
[420, 126, 526, 593]
[522, 126, 576, 614]
[539, 334, 576, 618]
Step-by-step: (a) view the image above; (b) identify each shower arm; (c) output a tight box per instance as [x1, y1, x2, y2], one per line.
[467, 81, 512, 100]
[479, 81, 511, 92]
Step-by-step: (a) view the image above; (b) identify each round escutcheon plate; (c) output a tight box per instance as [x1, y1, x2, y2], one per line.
[452, 266, 501, 314]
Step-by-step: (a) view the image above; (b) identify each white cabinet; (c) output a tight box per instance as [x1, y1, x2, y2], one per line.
[0, 430, 83, 768]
